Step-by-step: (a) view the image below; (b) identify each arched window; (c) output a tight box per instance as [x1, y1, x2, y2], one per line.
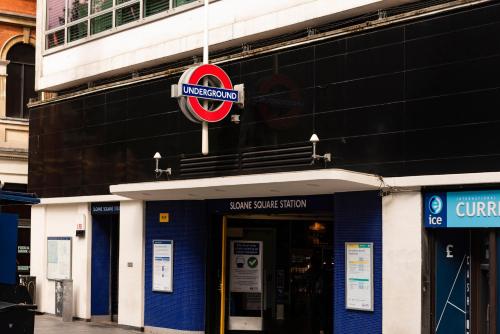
[6, 43, 36, 119]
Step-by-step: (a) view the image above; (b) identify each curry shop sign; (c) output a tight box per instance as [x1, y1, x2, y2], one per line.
[171, 64, 244, 123]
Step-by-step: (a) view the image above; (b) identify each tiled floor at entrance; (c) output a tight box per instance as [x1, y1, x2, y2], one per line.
[35, 315, 142, 334]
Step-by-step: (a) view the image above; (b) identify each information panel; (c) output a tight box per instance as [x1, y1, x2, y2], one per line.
[345, 242, 373, 311]
[152, 240, 173, 292]
[230, 241, 263, 293]
[47, 237, 72, 280]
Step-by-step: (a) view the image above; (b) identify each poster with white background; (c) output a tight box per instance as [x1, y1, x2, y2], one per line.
[153, 240, 173, 292]
[230, 241, 262, 293]
[345, 242, 373, 311]
[47, 237, 71, 280]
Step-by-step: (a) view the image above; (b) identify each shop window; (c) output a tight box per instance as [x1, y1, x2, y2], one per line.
[6, 44, 36, 119]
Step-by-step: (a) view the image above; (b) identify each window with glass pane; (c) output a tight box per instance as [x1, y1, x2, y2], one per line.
[115, 3, 140, 27]
[68, 0, 89, 21]
[144, 0, 169, 17]
[47, 0, 66, 30]
[46, 30, 65, 49]
[116, 0, 133, 4]
[91, 12, 113, 35]
[68, 22, 88, 42]
[91, 0, 112, 13]
[6, 44, 36, 119]
[174, 0, 196, 7]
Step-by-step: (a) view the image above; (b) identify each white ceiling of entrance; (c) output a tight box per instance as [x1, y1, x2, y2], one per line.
[110, 169, 381, 200]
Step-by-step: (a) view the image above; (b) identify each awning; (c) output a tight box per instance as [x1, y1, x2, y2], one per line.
[110, 169, 382, 201]
[0, 191, 40, 205]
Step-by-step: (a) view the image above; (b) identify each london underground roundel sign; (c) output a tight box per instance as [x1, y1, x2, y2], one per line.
[171, 64, 244, 123]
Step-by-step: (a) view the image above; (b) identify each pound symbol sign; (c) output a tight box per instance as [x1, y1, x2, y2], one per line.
[446, 244, 454, 258]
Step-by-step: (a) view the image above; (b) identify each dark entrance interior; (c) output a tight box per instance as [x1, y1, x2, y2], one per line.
[91, 214, 120, 321]
[206, 215, 333, 334]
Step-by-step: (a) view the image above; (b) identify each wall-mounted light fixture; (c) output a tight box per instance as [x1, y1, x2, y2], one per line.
[310, 134, 332, 164]
[153, 152, 172, 179]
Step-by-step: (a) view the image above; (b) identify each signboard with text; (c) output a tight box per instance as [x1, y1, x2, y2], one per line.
[47, 237, 72, 280]
[91, 202, 120, 215]
[424, 190, 500, 228]
[152, 240, 173, 292]
[345, 242, 373, 311]
[230, 241, 263, 293]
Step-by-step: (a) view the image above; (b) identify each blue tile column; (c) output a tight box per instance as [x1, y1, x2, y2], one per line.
[334, 191, 382, 334]
[144, 200, 207, 331]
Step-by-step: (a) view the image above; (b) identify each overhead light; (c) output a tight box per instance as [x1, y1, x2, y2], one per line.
[153, 152, 172, 179]
[309, 133, 332, 165]
[309, 222, 326, 232]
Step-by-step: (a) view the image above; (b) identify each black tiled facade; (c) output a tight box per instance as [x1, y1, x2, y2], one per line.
[29, 2, 500, 197]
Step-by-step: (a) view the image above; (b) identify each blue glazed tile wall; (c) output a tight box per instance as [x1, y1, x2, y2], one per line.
[334, 191, 382, 334]
[144, 201, 207, 331]
[91, 215, 111, 315]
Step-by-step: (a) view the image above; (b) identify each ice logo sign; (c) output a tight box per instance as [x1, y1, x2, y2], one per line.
[429, 195, 443, 214]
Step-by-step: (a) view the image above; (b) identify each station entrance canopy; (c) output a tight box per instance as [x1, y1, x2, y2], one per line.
[110, 169, 381, 201]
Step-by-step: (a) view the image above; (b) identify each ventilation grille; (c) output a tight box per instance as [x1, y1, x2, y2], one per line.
[180, 154, 239, 178]
[180, 145, 312, 178]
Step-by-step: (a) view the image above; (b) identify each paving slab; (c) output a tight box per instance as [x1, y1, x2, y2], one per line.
[35, 315, 142, 334]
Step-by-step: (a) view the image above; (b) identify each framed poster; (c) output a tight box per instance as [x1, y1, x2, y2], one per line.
[345, 242, 373, 311]
[47, 237, 72, 280]
[229, 240, 263, 293]
[152, 240, 173, 292]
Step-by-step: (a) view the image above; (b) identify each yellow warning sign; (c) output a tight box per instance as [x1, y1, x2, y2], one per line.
[159, 213, 169, 223]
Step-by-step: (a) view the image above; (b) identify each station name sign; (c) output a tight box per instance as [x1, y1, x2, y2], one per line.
[181, 84, 239, 103]
[91, 202, 120, 215]
[424, 190, 500, 228]
[229, 198, 308, 211]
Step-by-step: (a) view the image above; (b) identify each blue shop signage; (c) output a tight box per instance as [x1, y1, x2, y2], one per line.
[424, 190, 500, 228]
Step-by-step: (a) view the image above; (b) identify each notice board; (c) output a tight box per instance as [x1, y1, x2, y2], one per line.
[152, 240, 173, 292]
[230, 240, 263, 293]
[47, 237, 72, 280]
[345, 242, 373, 311]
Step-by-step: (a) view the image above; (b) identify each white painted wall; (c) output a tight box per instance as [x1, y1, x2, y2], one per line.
[30, 203, 92, 318]
[0, 157, 27, 184]
[117, 200, 145, 328]
[382, 192, 422, 334]
[36, 0, 414, 90]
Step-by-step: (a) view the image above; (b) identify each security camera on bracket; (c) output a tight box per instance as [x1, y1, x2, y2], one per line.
[309, 134, 332, 166]
[153, 152, 172, 179]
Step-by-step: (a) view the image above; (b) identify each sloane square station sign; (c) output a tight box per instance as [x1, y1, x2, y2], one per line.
[424, 190, 500, 228]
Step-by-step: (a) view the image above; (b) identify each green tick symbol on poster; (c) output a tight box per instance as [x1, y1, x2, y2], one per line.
[247, 257, 258, 268]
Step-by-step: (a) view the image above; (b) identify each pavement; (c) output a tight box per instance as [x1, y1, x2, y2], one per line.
[35, 315, 143, 334]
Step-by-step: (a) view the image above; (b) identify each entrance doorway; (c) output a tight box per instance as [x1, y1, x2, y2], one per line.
[91, 214, 120, 322]
[208, 215, 333, 334]
[433, 230, 497, 334]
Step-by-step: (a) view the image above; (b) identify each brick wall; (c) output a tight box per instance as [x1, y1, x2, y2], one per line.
[0, 0, 36, 17]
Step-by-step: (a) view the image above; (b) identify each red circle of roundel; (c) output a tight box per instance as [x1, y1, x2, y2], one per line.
[187, 64, 234, 123]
